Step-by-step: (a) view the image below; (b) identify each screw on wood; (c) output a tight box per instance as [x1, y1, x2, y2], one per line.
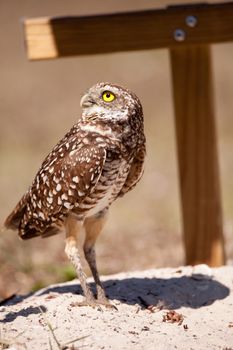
[185, 15, 198, 27]
[173, 29, 186, 41]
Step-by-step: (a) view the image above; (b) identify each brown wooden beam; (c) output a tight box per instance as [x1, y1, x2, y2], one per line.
[170, 45, 225, 266]
[24, 2, 233, 60]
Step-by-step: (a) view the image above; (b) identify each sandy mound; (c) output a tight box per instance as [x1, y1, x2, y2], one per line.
[0, 265, 233, 349]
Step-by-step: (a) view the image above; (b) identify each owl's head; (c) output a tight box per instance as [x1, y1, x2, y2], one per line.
[80, 82, 142, 123]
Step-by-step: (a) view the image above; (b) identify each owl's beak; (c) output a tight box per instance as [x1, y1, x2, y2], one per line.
[80, 94, 95, 108]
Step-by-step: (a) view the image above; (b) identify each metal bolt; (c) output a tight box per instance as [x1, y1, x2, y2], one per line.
[186, 15, 197, 27]
[173, 29, 186, 42]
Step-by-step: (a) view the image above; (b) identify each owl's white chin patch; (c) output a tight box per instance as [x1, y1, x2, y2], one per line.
[83, 105, 106, 116]
[83, 104, 128, 121]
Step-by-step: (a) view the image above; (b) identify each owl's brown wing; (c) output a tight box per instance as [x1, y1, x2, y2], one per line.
[119, 143, 146, 197]
[5, 143, 106, 239]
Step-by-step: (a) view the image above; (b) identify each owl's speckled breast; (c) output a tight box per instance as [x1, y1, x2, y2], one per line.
[73, 157, 130, 219]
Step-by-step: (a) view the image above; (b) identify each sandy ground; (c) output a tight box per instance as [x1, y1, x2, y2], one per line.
[0, 265, 233, 350]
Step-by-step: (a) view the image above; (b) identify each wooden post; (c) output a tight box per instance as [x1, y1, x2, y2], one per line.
[170, 45, 225, 266]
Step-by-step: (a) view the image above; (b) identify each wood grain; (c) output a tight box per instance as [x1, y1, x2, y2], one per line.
[24, 2, 233, 60]
[170, 45, 225, 266]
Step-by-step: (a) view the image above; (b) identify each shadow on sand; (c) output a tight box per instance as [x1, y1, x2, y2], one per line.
[0, 274, 230, 323]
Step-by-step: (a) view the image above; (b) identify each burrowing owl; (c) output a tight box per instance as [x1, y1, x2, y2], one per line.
[4, 82, 146, 307]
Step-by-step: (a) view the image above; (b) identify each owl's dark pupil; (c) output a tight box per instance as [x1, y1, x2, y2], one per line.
[106, 93, 110, 98]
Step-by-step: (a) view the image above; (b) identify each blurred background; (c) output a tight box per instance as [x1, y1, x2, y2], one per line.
[0, 0, 232, 298]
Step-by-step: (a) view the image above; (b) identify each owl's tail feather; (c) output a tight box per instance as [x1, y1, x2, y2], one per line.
[19, 224, 61, 240]
[5, 192, 63, 239]
[4, 193, 29, 230]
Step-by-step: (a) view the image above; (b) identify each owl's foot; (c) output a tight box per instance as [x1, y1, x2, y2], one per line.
[96, 295, 118, 310]
[95, 286, 118, 310]
[71, 296, 117, 310]
[71, 297, 102, 310]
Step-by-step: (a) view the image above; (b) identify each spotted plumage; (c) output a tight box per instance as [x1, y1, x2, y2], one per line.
[5, 82, 146, 308]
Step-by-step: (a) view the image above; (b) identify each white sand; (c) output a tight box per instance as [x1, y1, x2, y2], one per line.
[1, 265, 233, 350]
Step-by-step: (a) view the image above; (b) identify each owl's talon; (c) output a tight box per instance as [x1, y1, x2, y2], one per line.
[96, 297, 118, 310]
[70, 297, 117, 310]
[71, 298, 102, 310]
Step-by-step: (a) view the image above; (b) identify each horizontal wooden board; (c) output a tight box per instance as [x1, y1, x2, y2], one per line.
[24, 2, 233, 60]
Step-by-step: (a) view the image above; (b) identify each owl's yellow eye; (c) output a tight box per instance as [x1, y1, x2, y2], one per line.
[102, 91, 115, 102]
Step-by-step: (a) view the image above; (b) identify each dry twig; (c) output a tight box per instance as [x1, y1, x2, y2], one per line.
[162, 310, 184, 325]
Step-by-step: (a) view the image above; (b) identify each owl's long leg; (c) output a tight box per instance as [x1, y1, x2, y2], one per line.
[65, 214, 96, 305]
[83, 211, 110, 306]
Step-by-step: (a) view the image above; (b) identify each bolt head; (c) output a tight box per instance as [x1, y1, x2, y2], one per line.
[173, 29, 186, 42]
[186, 15, 197, 27]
